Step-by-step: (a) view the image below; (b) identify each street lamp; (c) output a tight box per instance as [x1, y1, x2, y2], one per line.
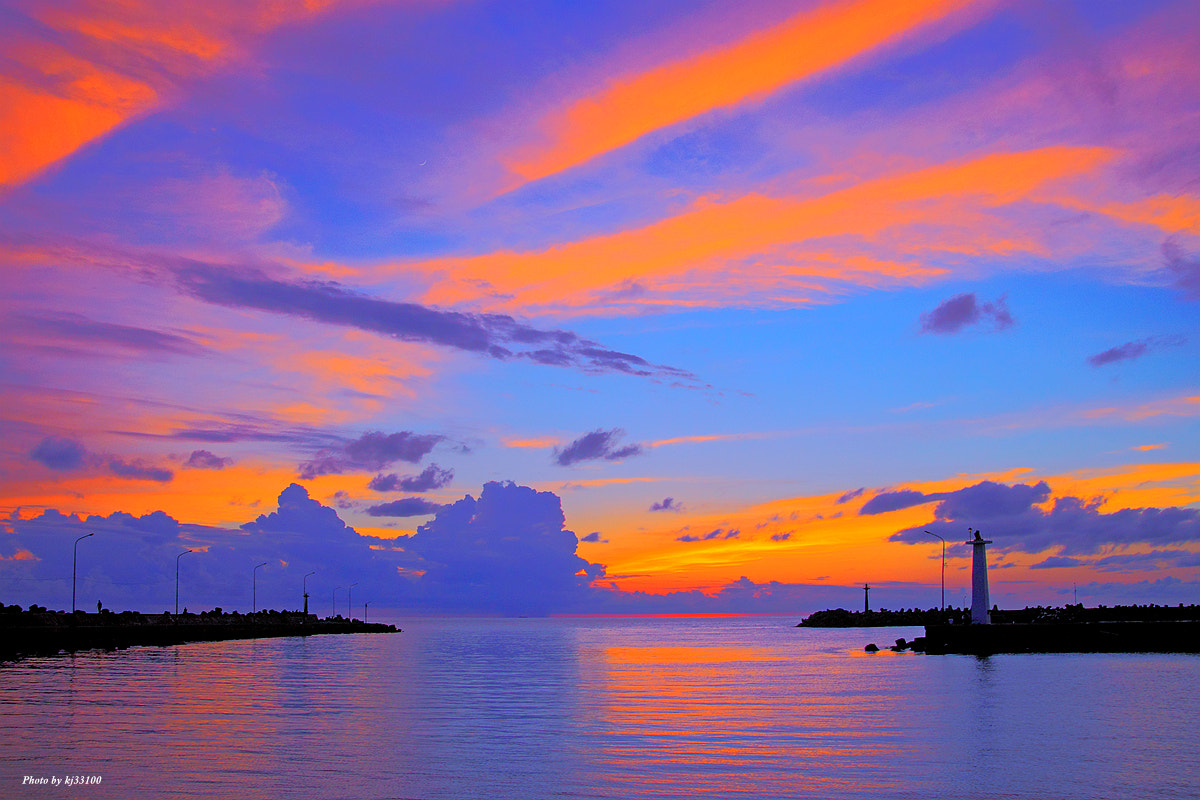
[176, 549, 194, 615]
[348, 582, 358, 620]
[925, 530, 946, 611]
[253, 562, 268, 613]
[303, 571, 316, 615]
[72, 533, 94, 613]
[332, 586, 342, 618]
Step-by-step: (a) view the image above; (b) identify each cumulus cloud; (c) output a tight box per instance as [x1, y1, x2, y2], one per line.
[368, 464, 453, 492]
[888, 480, 1200, 556]
[403, 481, 605, 614]
[299, 430, 443, 479]
[365, 498, 445, 517]
[919, 293, 1014, 334]
[185, 449, 233, 469]
[649, 497, 682, 512]
[554, 428, 643, 466]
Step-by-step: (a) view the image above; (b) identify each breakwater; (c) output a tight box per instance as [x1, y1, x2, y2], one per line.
[0, 605, 399, 661]
[921, 620, 1200, 655]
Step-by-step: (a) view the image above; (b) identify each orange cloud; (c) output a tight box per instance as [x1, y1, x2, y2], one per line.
[418, 146, 1113, 314]
[0, 1, 354, 190]
[507, 0, 981, 185]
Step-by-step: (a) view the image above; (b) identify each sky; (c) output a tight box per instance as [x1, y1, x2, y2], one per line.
[1, 0, 1198, 616]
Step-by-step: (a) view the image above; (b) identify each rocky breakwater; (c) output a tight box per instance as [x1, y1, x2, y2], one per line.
[0, 604, 400, 661]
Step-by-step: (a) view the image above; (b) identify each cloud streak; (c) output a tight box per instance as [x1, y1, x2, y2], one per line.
[919, 293, 1014, 334]
[554, 429, 643, 466]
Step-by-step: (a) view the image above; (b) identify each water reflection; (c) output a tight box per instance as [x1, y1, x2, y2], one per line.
[1, 620, 1198, 799]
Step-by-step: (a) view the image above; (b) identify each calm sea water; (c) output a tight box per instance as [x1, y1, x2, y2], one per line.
[2, 615, 1197, 799]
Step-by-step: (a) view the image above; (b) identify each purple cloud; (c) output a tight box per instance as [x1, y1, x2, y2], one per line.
[1087, 335, 1184, 367]
[185, 450, 233, 469]
[369, 464, 453, 492]
[107, 458, 173, 482]
[836, 487, 865, 505]
[889, 480, 1200, 555]
[300, 430, 443, 479]
[30, 437, 87, 470]
[404, 481, 605, 614]
[579, 531, 606, 543]
[649, 497, 682, 512]
[919, 293, 1014, 334]
[859, 489, 933, 515]
[172, 262, 694, 380]
[554, 429, 643, 466]
[13, 312, 206, 357]
[677, 528, 739, 542]
[1163, 240, 1200, 300]
[1031, 556, 1083, 569]
[365, 497, 445, 517]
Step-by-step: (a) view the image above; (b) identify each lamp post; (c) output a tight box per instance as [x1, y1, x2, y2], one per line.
[303, 571, 316, 615]
[348, 582, 358, 620]
[253, 562, 268, 613]
[176, 549, 194, 615]
[925, 530, 946, 611]
[72, 533, 94, 613]
[332, 587, 342, 618]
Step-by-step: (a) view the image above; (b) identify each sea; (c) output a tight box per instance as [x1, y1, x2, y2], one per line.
[2, 615, 1197, 799]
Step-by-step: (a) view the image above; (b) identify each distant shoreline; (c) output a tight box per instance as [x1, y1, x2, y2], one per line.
[0, 605, 399, 662]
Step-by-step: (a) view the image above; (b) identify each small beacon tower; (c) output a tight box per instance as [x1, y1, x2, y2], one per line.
[967, 529, 992, 624]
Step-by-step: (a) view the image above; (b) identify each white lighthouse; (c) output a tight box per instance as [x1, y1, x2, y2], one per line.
[968, 529, 993, 624]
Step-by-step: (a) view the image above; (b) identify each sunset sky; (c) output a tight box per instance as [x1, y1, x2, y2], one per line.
[2, 0, 1198, 615]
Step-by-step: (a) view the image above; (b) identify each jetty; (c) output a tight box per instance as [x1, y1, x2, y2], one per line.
[0, 604, 399, 661]
[804, 531, 1200, 654]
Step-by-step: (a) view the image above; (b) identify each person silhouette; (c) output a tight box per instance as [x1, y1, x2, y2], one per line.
[96, 600, 102, 612]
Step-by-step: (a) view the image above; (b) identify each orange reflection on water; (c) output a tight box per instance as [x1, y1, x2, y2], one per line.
[575, 635, 911, 796]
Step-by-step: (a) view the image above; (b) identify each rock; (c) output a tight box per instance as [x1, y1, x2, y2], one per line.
[864, 643, 879, 652]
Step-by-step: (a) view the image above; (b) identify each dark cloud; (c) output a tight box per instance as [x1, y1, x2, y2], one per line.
[836, 487, 865, 505]
[1030, 556, 1083, 569]
[369, 464, 453, 492]
[1092, 549, 1200, 573]
[771, 532, 791, 542]
[649, 497, 682, 512]
[579, 531, 606, 543]
[1163, 240, 1200, 300]
[13, 312, 206, 357]
[889, 480, 1200, 556]
[107, 458, 173, 482]
[919, 293, 1014, 334]
[1087, 335, 1184, 367]
[299, 430, 443, 479]
[554, 429, 643, 466]
[185, 450, 233, 469]
[403, 481, 605, 614]
[365, 498, 445, 517]
[171, 262, 694, 380]
[30, 436, 172, 481]
[859, 489, 933, 515]
[677, 528, 739, 543]
[30, 437, 86, 470]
